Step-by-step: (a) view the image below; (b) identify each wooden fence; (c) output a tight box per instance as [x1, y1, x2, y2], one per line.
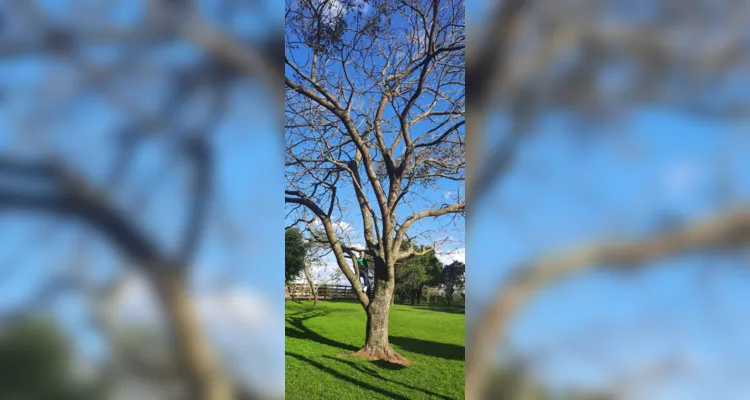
[285, 283, 356, 301]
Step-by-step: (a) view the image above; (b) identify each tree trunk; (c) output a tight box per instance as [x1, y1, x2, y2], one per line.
[152, 268, 234, 400]
[353, 260, 409, 365]
[303, 264, 317, 306]
[366, 276, 373, 301]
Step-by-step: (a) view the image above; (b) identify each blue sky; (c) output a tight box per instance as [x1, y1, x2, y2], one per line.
[468, 109, 750, 398]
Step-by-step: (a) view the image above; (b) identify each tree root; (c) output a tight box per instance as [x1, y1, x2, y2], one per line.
[352, 345, 412, 366]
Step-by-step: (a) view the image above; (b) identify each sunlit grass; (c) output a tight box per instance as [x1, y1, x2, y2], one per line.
[285, 300, 465, 399]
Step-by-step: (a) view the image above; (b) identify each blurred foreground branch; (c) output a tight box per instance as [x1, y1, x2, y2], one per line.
[468, 1, 750, 397]
[0, 0, 280, 397]
[468, 205, 750, 399]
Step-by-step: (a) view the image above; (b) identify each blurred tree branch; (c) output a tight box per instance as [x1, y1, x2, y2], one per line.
[0, 0, 280, 398]
[468, 1, 750, 397]
[468, 205, 750, 398]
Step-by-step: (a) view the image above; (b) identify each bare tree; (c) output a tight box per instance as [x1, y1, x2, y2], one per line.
[466, 1, 750, 399]
[0, 1, 279, 399]
[285, 0, 465, 363]
[302, 233, 334, 306]
[302, 262, 318, 306]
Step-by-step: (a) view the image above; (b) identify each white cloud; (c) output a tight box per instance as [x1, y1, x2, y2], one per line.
[110, 274, 283, 397]
[437, 247, 465, 265]
[311, 218, 356, 236]
[115, 275, 160, 326]
[302, 244, 466, 282]
[335, 220, 355, 234]
[304, 252, 348, 285]
[322, 0, 345, 22]
[316, 0, 371, 26]
[113, 275, 276, 333]
[197, 289, 275, 333]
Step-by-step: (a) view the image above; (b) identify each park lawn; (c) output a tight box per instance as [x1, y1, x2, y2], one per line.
[285, 300, 465, 400]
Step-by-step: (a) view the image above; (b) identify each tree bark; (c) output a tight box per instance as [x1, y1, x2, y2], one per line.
[152, 268, 233, 400]
[353, 260, 409, 365]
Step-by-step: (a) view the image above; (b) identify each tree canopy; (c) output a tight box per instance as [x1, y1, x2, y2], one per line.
[394, 246, 442, 304]
[0, 318, 106, 399]
[442, 260, 465, 304]
[285, 227, 307, 285]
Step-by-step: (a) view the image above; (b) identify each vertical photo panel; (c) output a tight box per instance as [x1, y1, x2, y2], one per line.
[0, 1, 284, 399]
[466, 1, 750, 400]
[285, 0, 466, 399]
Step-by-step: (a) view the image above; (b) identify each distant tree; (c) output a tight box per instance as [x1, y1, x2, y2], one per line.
[442, 261, 465, 305]
[302, 230, 331, 306]
[301, 261, 318, 305]
[395, 259, 427, 304]
[395, 247, 442, 305]
[285, 228, 307, 286]
[0, 318, 107, 399]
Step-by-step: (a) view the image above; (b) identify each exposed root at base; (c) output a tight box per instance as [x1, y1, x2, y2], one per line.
[352, 346, 412, 366]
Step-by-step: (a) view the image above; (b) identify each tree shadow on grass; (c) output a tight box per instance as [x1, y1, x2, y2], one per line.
[285, 309, 358, 352]
[324, 355, 455, 400]
[393, 305, 466, 315]
[286, 352, 410, 400]
[371, 359, 407, 370]
[389, 336, 465, 361]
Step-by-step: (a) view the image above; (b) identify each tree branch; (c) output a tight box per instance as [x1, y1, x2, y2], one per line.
[466, 205, 750, 400]
[393, 201, 465, 256]
[184, 16, 281, 94]
[177, 136, 212, 264]
[0, 157, 161, 266]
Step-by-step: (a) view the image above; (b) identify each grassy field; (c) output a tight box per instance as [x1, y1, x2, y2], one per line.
[285, 300, 465, 400]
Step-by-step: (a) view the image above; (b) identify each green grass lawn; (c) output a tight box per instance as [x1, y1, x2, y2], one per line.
[285, 300, 465, 400]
